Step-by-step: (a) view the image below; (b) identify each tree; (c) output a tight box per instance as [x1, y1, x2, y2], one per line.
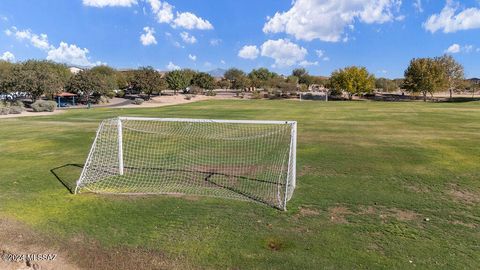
[311, 76, 329, 87]
[90, 65, 118, 92]
[166, 69, 193, 94]
[192, 72, 215, 90]
[292, 68, 314, 88]
[436, 54, 464, 99]
[66, 70, 109, 104]
[15, 60, 70, 101]
[329, 66, 376, 100]
[292, 68, 308, 78]
[131, 66, 166, 99]
[465, 79, 479, 98]
[224, 68, 247, 89]
[248, 68, 277, 88]
[375, 78, 398, 92]
[403, 58, 446, 102]
[216, 78, 231, 89]
[117, 70, 135, 90]
[0, 61, 17, 94]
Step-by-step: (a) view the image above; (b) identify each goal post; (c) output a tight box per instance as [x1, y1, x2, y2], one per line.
[75, 117, 297, 210]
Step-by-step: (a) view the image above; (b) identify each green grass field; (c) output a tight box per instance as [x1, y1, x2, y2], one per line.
[1, 100, 479, 269]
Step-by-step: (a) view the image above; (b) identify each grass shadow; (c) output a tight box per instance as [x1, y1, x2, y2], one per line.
[444, 97, 480, 103]
[51, 164, 84, 194]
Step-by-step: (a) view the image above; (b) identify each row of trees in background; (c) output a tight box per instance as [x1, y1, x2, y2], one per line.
[404, 55, 467, 101]
[0, 60, 328, 103]
[0, 54, 478, 103]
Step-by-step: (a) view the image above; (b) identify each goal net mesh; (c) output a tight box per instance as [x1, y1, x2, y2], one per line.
[76, 117, 296, 210]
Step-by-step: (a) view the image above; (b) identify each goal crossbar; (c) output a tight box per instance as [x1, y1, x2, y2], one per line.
[118, 117, 296, 125]
[75, 117, 297, 210]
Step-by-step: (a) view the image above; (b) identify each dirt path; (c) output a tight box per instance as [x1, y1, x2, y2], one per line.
[0, 94, 237, 119]
[0, 218, 78, 270]
[117, 94, 213, 108]
[0, 218, 188, 270]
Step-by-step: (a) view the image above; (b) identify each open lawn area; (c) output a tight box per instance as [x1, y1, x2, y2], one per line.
[1, 100, 479, 269]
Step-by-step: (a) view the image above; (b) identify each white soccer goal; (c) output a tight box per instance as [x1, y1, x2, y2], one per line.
[75, 117, 297, 210]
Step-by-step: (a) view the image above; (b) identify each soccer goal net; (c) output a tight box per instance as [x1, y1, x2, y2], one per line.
[75, 117, 297, 210]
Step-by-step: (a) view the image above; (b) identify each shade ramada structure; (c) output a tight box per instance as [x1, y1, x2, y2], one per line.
[55, 92, 77, 107]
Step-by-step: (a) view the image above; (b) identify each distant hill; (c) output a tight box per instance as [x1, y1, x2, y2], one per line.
[468, 78, 480, 84]
[208, 68, 227, 78]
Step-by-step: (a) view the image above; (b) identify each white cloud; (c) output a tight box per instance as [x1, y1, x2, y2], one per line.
[424, 1, 480, 33]
[220, 60, 226, 64]
[173, 12, 213, 30]
[238, 45, 259, 60]
[446, 44, 460, 53]
[464, 44, 474, 53]
[147, 0, 174, 23]
[445, 43, 475, 54]
[173, 41, 184, 48]
[260, 39, 308, 67]
[166, 61, 180, 70]
[315, 49, 330, 61]
[30, 34, 51, 50]
[379, 69, 388, 74]
[299, 60, 318, 66]
[263, 0, 401, 42]
[210, 39, 221, 46]
[188, 54, 197, 61]
[5, 26, 104, 67]
[6, 27, 53, 51]
[147, 1, 213, 30]
[180, 32, 197, 44]
[83, 0, 137, 7]
[140, 27, 157, 46]
[413, 0, 423, 12]
[46, 42, 103, 67]
[0, 51, 15, 62]
[204, 61, 212, 67]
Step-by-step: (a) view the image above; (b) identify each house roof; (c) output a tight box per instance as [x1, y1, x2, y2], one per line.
[55, 92, 77, 97]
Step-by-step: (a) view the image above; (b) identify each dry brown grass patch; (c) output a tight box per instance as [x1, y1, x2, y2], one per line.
[0, 218, 189, 270]
[328, 206, 352, 224]
[389, 208, 420, 221]
[297, 207, 320, 217]
[359, 206, 421, 222]
[448, 184, 480, 205]
[451, 220, 477, 229]
[405, 184, 431, 193]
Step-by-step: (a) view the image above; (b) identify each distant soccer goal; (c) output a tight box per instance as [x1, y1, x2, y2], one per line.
[75, 117, 297, 210]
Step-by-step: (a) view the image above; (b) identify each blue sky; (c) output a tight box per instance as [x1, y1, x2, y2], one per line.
[0, 0, 479, 78]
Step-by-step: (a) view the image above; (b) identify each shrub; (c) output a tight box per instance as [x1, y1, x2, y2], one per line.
[0, 107, 9, 115]
[268, 90, 283, 100]
[132, 98, 144, 105]
[31, 100, 57, 112]
[205, 90, 217, 96]
[106, 91, 116, 99]
[11, 100, 25, 108]
[251, 90, 262, 99]
[8, 106, 23, 114]
[189, 86, 204, 95]
[185, 94, 192, 100]
[98, 96, 109, 104]
[116, 90, 126, 98]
